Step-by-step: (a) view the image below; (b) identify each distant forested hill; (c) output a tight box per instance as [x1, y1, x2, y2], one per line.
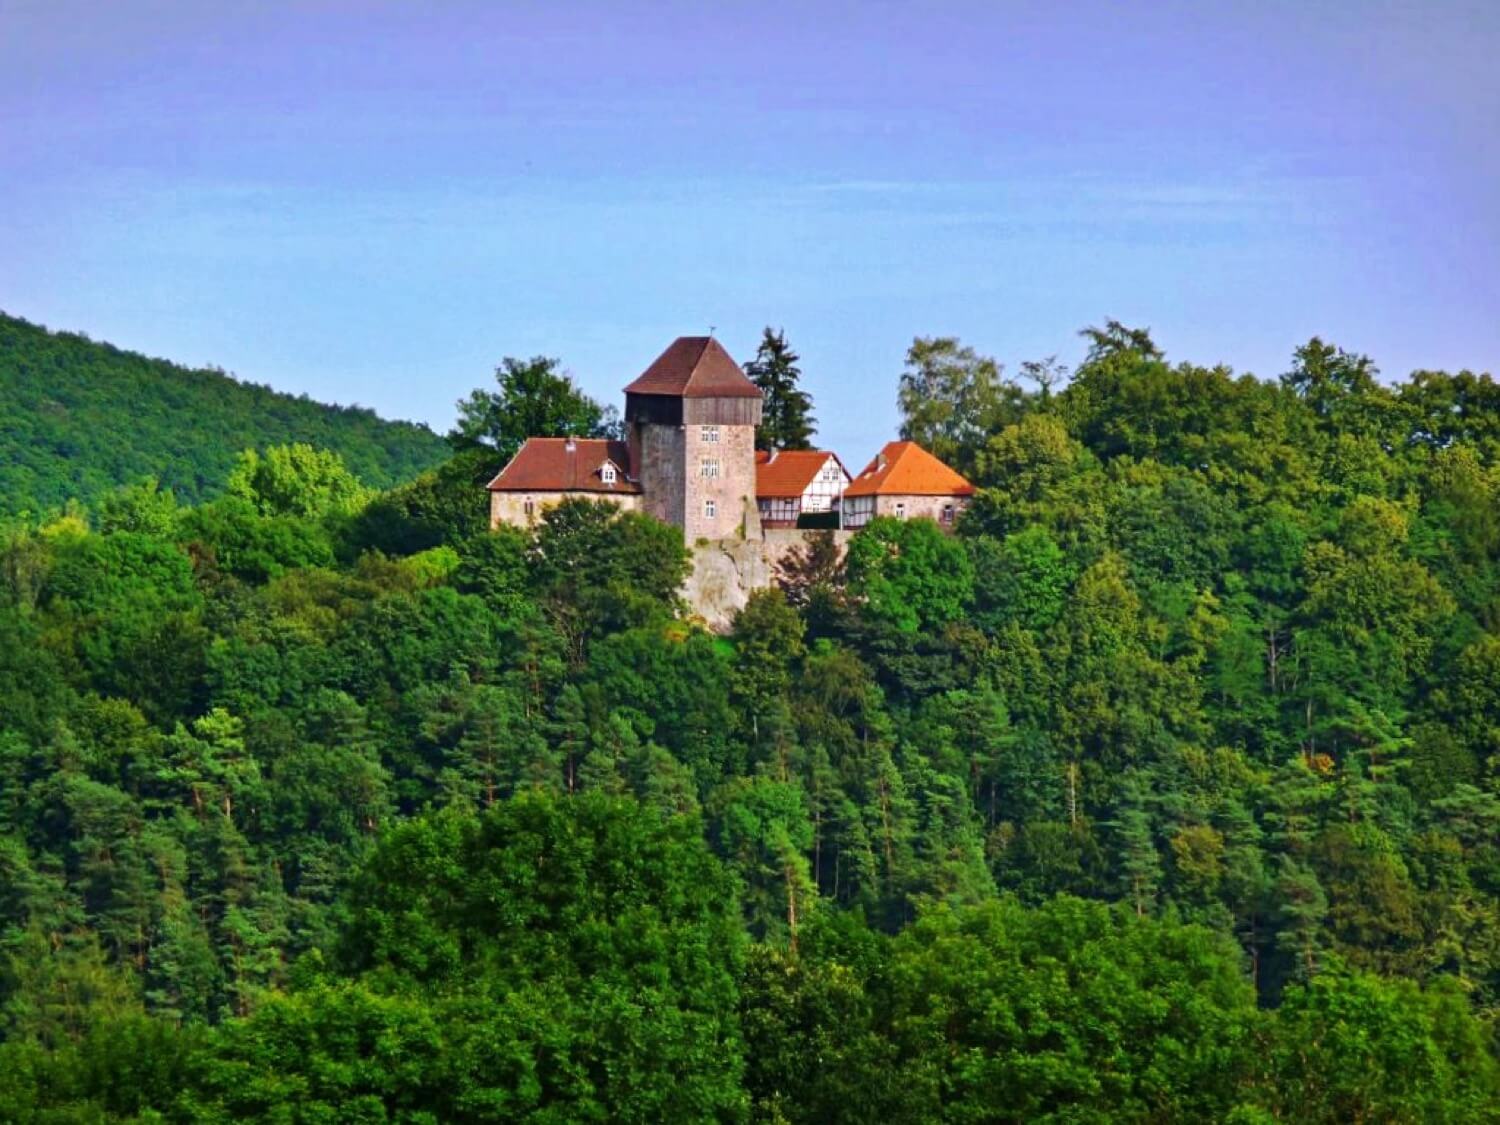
[0, 312, 449, 515]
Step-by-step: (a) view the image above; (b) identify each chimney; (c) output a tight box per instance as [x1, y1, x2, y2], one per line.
[564, 435, 576, 452]
[768, 447, 779, 463]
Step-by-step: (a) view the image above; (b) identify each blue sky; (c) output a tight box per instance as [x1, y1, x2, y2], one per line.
[3, 0, 1497, 461]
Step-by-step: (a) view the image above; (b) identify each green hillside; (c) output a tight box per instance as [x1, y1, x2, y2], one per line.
[5, 323, 1500, 1120]
[0, 312, 449, 515]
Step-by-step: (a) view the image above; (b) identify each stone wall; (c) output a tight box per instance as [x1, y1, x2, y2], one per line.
[876, 493, 969, 529]
[490, 489, 639, 529]
[762, 527, 851, 574]
[634, 422, 685, 531]
[683, 422, 759, 542]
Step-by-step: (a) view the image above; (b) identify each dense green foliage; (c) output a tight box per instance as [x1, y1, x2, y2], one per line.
[0, 312, 447, 516]
[449, 354, 619, 465]
[3, 324, 1500, 1120]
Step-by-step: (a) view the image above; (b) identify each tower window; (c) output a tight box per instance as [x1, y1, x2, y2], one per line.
[701, 426, 720, 443]
[704, 499, 717, 518]
[700, 458, 720, 478]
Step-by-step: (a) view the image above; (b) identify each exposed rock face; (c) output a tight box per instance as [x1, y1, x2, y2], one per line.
[682, 529, 851, 631]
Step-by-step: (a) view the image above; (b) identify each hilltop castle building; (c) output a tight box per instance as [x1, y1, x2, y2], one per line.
[487, 337, 764, 538]
[622, 336, 764, 541]
[485, 335, 973, 623]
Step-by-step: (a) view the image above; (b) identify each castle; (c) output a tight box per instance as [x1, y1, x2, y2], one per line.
[485, 335, 974, 623]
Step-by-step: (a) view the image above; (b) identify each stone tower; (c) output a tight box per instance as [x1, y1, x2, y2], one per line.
[624, 336, 763, 542]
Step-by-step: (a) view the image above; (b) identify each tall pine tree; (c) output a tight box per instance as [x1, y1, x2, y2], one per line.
[746, 327, 816, 451]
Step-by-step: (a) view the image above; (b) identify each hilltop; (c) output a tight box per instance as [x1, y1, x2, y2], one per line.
[0, 312, 448, 515]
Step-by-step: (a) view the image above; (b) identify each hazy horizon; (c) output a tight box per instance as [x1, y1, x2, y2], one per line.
[3, 0, 1497, 458]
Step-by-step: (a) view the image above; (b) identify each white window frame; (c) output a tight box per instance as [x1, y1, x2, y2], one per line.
[704, 498, 717, 519]
[700, 458, 720, 478]
[894, 501, 907, 519]
[601, 463, 617, 485]
[701, 425, 720, 443]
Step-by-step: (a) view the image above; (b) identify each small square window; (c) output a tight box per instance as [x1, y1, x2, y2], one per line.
[702, 426, 720, 443]
[601, 464, 617, 484]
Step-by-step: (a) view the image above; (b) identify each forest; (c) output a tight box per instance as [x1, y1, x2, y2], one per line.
[0, 313, 449, 517]
[2, 322, 1499, 1121]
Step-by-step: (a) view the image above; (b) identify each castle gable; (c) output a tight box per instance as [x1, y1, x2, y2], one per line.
[754, 449, 848, 499]
[486, 438, 641, 494]
[843, 440, 974, 498]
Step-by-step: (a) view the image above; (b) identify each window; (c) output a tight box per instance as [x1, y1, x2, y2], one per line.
[601, 463, 617, 484]
[704, 499, 717, 519]
[942, 503, 954, 523]
[894, 502, 907, 519]
[699, 458, 720, 478]
[760, 498, 798, 523]
[841, 496, 874, 528]
[701, 426, 720, 443]
[523, 499, 535, 518]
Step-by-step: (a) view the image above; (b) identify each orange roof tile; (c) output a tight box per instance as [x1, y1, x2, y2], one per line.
[485, 438, 640, 494]
[754, 450, 850, 499]
[622, 336, 762, 399]
[842, 441, 974, 498]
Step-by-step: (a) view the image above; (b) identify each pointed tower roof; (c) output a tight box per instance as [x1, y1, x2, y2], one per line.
[623, 336, 762, 398]
[843, 441, 975, 498]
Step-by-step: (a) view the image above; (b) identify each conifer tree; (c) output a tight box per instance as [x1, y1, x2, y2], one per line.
[745, 327, 816, 451]
[1110, 770, 1162, 917]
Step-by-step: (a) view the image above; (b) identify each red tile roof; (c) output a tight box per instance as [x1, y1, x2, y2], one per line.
[622, 336, 762, 399]
[485, 438, 640, 494]
[754, 449, 849, 499]
[842, 441, 975, 498]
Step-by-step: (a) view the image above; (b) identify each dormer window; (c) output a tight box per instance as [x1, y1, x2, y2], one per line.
[601, 463, 617, 485]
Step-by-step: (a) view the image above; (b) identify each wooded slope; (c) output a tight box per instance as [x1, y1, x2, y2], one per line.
[0, 312, 448, 514]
